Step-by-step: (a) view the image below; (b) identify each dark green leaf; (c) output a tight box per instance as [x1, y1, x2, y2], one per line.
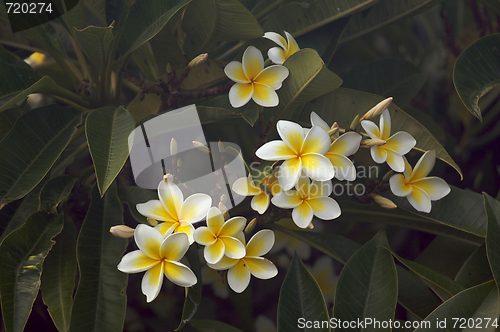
[181, 0, 263, 58]
[0, 105, 82, 208]
[40, 215, 77, 332]
[39, 175, 75, 214]
[342, 0, 445, 41]
[176, 245, 203, 330]
[190, 319, 244, 332]
[116, 0, 192, 62]
[341, 59, 427, 106]
[69, 183, 128, 332]
[455, 243, 493, 288]
[0, 212, 64, 332]
[277, 252, 330, 332]
[484, 193, 500, 284]
[86, 106, 135, 196]
[415, 281, 500, 332]
[149, 25, 186, 74]
[333, 231, 397, 332]
[262, 0, 380, 38]
[319, 17, 351, 67]
[177, 60, 227, 91]
[453, 33, 500, 121]
[0, 107, 22, 142]
[117, 186, 157, 223]
[201, 96, 259, 126]
[0, 45, 41, 101]
[382, 246, 465, 301]
[85, 0, 107, 25]
[296, 88, 463, 178]
[74, 23, 114, 72]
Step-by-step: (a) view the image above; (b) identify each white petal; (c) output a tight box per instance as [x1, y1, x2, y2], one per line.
[385, 149, 405, 172]
[164, 261, 197, 287]
[329, 132, 362, 156]
[267, 46, 286, 65]
[325, 154, 356, 181]
[301, 154, 334, 181]
[207, 207, 225, 235]
[228, 260, 251, 293]
[284, 31, 300, 55]
[219, 216, 247, 237]
[384, 131, 416, 156]
[410, 150, 436, 181]
[194, 227, 216, 246]
[379, 109, 391, 140]
[242, 45, 264, 80]
[361, 120, 381, 139]
[252, 83, 279, 107]
[246, 229, 275, 257]
[178, 193, 212, 223]
[310, 111, 330, 132]
[229, 83, 253, 108]
[254, 65, 289, 90]
[136, 200, 175, 222]
[389, 174, 413, 197]
[279, 158, 302, 191]
[134, 224, 162, 260]
[224, 61, 249, 83]
[292, 202, 314, 228]
[160, 232, 190, 262]
[158, 181, 183, 220]
[141, 263, 163, 302]
[307, 197, 341, 220]
[117, 250, 159, 273]
[263, 32, 287, 49]
[176, 221, 196, 245]
[301, 126, 331, 155]
[255, 140, 296, 161]
[370, 146, 387, 164]
[251, 193, 270, 214]
[221, 236, 246, 259]
[246, 257, 278, 279]
[204, 239, 225, 264]
[407, 186, 432, 213]
[411, 177, 450, 201]
[232, 176, 261, 196]
[271, 190, 302, 209]
[208, 255, 239, 270]
[277, 120, 305, 153]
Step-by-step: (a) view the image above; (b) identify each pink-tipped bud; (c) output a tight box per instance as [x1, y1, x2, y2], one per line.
[110, 225, 135, 238]
[188, 53, 208, 68]
[370, 194, 397, 209]
[361, 97, 393, 121]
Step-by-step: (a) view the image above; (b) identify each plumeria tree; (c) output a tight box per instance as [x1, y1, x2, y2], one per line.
[1, 0, 500, 332]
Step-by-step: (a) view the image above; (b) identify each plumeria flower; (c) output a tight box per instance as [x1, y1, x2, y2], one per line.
[224, 46, 289, 108]
[208, 230, 278, 293]
[136, 180, 212, 244]
[232, 168, 282, 214]
[311, 112, 361, 181]
[389, 150, 450, 213]
[256, 121, 334, 190]
[271, 177, 340, 228]
[194, 207, 246, 264]
[117, 224, 197, 302]
[360, 109, 416, 172]
[263, 31, 300, 64]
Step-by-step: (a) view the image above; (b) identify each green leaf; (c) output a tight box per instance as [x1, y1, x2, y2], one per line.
[39, 175, 76, 214]
[453, 33, 500, 121]
[0, 211, 64, 332]
[341, 59, 427, 106]
[40, 215, 77, 332]
[382, 246, 465, 301]
[201, 96, 259, 126]
[149, 25, 186, 74]
[296, 87, 463, 179]
[318, 17, 351, 67]
[273, 48, 343, 119]
[0, 45, 41, 101]
[86, 106, 135, 196]
[277, 252, 330, 332]
[85, 0, 107, 25]
[117, 186, 157, 223]
[342, 0, 445, 41]
[69, 183, 128, 332]
[338, 201, 483, 243]
[484, 193, 500, 284]
[0, 105, 82, 209]
[116, 0, 192, 62]
[262, 0, 380, 38]
[0, 76, 83, 114]
[333, 231, 397, 332]
[177, 60, 227, 91]
[181, 0, 264, 58]
[415, 281, 500, 332]
[74, 23, 114, 72]
[176, 245, 203, 330]
[455, 243, 494, 288]
[190, 319, 244, 332]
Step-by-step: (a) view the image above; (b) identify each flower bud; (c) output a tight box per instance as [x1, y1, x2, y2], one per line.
[329, 122, 339, 141]
[193, 141, 210, 154]
[188, 53, 208, 68]
[177, 159, 182, 167]
[349, 114, 361, 130]
[218, 140, 225, 153]
[147, 218, 158, 226]
[219, 202, 230, 220]
[220, 194, 229, 206]
[361, 97, 393, 121]
[370, 194, 397, 209]
[170, 138, 177, 156]
[163, 173, 174, 183]
[245, 218, 257, 235]
[361, 139, 386, 147]
[110, 225, 135, 238]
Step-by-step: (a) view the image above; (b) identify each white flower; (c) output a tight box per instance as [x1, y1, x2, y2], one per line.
[311, 112, 361, 181]
[117, 224, 197, 302]
[136, 180, 212, 244]
[224, 46, 289, 108]
[263, 31, 300, 64]
[271, 177, 341, 228]
[194, 207, 246, 264]
[360, 109, 416, 172]
[232, 168, 282, 214]
[389, 150, 450, 213]
[208, 230, 278, 293]
[256, 120, 334, 190]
